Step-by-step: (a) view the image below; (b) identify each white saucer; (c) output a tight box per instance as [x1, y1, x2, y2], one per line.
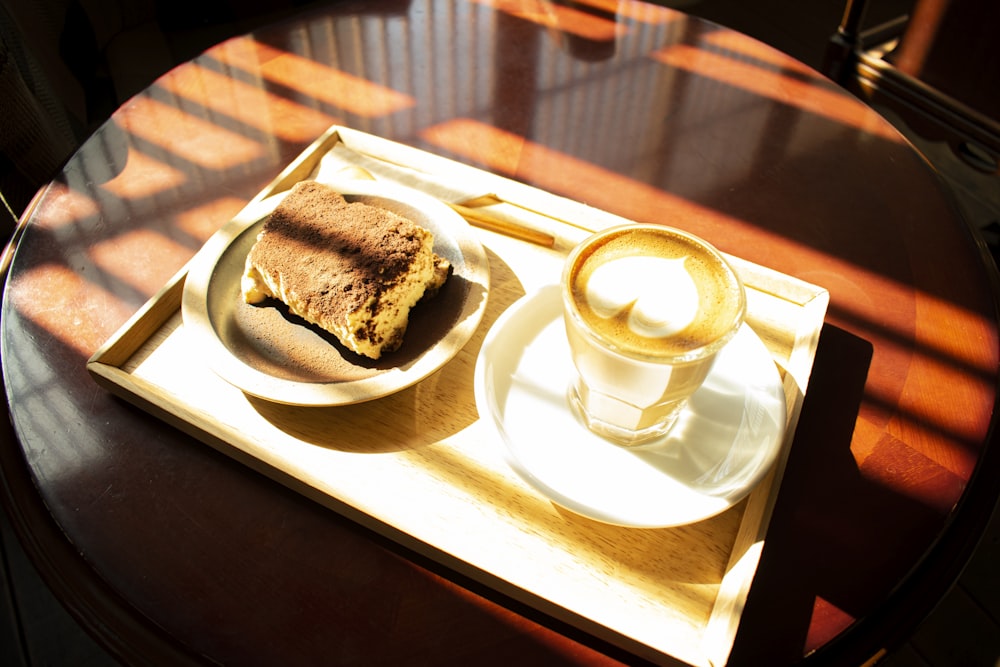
[474, 285, 787, 528]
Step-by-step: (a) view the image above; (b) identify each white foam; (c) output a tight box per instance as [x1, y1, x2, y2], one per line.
[585, 256, 699, 338]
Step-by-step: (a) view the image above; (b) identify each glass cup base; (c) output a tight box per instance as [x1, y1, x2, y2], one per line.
[567, 383, 684, 448]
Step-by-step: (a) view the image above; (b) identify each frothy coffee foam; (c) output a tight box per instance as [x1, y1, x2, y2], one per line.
[586, 256, 698, 338]
[569, 227, 742, 357]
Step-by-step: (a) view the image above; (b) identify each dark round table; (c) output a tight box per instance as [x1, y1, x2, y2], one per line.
[2, 1, 998, 665]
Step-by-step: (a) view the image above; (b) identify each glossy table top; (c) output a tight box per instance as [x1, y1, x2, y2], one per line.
[2, 1, 998, 665]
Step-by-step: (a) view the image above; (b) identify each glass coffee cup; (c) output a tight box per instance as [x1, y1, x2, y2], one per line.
[562, 224, 746, 446]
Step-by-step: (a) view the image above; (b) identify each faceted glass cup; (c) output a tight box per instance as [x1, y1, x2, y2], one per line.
[562, 224, 746, 446]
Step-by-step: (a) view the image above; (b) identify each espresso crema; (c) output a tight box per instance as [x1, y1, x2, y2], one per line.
[568, 227, 743, 358]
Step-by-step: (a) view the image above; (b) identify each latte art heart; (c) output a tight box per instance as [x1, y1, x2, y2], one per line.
[585, 256, 699, 338]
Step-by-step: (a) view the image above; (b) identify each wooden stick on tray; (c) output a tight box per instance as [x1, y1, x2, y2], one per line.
[332, 165, 556, 248]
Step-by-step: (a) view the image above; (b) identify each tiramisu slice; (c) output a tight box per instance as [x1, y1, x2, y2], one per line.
[241, 181, 451, 359]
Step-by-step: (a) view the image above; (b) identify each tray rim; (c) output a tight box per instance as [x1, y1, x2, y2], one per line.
[87, 125, 830, 667]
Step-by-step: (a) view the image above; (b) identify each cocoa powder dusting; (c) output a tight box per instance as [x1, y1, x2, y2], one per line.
[249, 181, 431, 323]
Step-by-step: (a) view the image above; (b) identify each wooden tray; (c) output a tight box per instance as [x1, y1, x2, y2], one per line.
[88, 126, 828, 667]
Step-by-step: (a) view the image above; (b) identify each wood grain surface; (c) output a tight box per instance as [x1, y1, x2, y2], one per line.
[2, 2, 997, 665]
[87, 128, 827, 666]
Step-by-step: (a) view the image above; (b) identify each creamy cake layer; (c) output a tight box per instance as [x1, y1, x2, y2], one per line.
[241, 181, 450, 359]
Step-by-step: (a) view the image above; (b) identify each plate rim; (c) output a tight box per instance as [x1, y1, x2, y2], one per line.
[181, 180, 490, 406]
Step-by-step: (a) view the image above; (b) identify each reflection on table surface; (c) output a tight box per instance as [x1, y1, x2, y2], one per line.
[2, 1, 997, 665]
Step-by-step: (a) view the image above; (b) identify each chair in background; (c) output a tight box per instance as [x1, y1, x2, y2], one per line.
[0, 0, 88, 234]
[825, 0, 1000, 174]
[0, 0, 328, 231]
